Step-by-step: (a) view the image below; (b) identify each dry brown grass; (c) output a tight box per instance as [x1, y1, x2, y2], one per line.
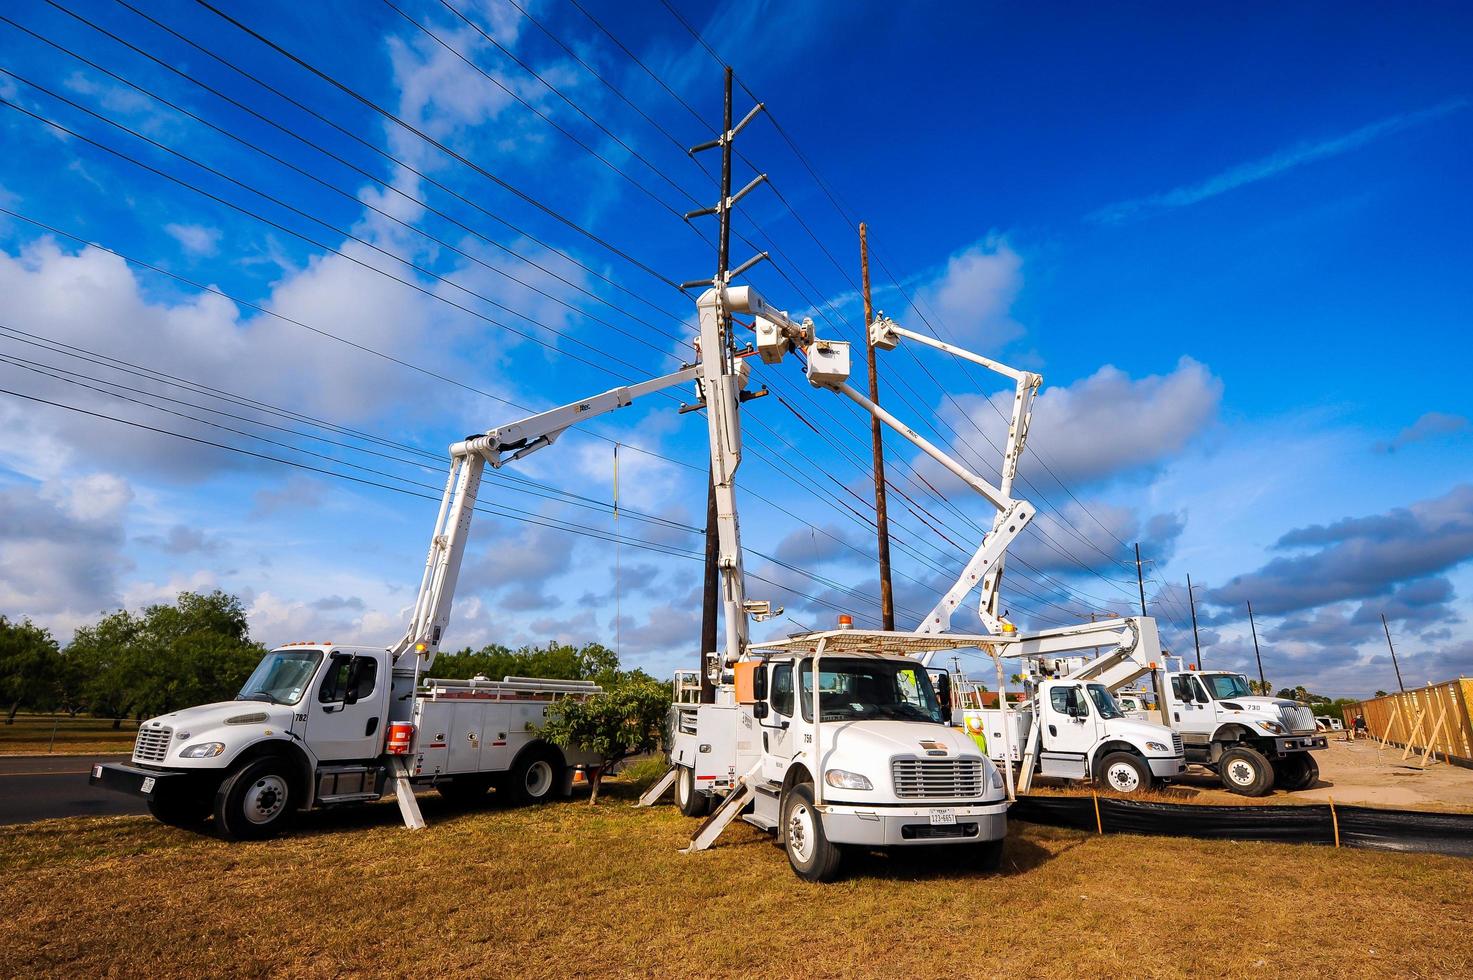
[4, 777, 1472, 978]
[0, 714, 136, 756]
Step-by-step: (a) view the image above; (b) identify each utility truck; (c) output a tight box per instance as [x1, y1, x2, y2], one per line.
[1159, 668, 1325, 795]
[90, 365, 706, 838]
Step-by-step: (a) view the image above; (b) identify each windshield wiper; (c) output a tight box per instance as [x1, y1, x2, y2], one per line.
[240, 691, 279, 704]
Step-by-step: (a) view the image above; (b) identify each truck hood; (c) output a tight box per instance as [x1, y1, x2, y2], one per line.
[1217, 698, 1317, 733]
[147, 700, 295, 733]
[1104, 717, 1180, 753]
[134, 701, 295, 766]
[822, 719, 983, 762]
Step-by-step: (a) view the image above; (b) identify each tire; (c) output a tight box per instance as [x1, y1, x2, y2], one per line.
[674, 765, 711, 818]
[504, 748, 563, 807]
[436, 775, 493, 806]
[962, 837, 1005, 873]
[1098, 751, 1151, 795]
[781, 783, 843, 883]
[214, 757, 297, 841]
[1273, 753, 1319, 792]
[147, 788, 211, 828]
[1218, 745, 1273, 796]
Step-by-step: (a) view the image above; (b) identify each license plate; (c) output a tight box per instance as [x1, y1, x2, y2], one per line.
[929, 808, 956, 826]
[140, 776, 156, 794]
[91, 764, 102, 779]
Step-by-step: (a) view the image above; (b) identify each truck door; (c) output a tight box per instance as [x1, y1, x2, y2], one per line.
[1169, 674, 1215, 736]
[760, 662, 796, 785]
[1040, 683, 1096, 778]
[307, 652, 384, 761]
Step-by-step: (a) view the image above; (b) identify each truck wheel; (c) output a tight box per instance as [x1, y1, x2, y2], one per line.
[782, 783, 843, 883]
[215, 757, 297, 841]
[1274, 753, 1319, 791]
[437, 776, 492, 806]
[147, 789, 211, 828]
[1218, 745, 1273, 796]
[674, 765, 711, 817]
[505, 749, 563, 807]
[963, 838, 1005, 873]
[1099, 752, 1150, 794]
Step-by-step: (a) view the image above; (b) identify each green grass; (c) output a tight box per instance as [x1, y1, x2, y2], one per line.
[2, 776, 1470, 978]
[0, 713, 137, 755]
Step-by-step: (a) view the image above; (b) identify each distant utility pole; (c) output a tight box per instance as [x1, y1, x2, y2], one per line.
[1187, 573, 1203, 669]
[1246, 599, 1266, 693]
[1381, 613, 1406, 693]
[1134, 542, 1148, 616]
[859, 222, 895, 631]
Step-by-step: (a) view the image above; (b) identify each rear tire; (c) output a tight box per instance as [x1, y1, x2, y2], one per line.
[1273, 753, 1319, 791]
[781, 783, 843, 883]
[504, 749, 563, 807]
[215, 757, 297, 841]
[674, 765, 711, 817]
[1218, 745, 1273, 796]
[1098, 751, 1151, 795]
[147, 788, 211, 828]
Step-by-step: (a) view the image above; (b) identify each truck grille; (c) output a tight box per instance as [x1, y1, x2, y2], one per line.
[891, 758, 984, 799]
[1279, 705, 1315, 735]
[133, 726, 172, 763]
[1171, 732, 1184, 755]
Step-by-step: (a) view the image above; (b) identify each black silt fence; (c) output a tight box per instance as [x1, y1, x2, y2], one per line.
[1010, 796, 1473, 858]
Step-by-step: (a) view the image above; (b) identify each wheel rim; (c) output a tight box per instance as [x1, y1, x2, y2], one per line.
[1226, 759, 1255, 786]
[525, 760, 554, 798]
[1107, 762, 1140, 792]
[244, 775, 288, 824]
[787, 802, 816, 863]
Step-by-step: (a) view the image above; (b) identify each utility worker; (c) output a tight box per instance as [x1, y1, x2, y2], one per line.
[963, 712, 988, 755]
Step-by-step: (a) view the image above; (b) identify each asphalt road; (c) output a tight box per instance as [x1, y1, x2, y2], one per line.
[0, 755, 145, 826]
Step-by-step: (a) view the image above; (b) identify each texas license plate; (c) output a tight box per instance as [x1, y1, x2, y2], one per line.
[91, 764, 102, 779]
[929, 808, 956, 826]
[140, 776, 156, 794]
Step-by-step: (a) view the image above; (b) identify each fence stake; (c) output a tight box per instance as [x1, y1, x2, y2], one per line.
[1092, 791, 1103, 835]
[1329, 796, 1340, 848]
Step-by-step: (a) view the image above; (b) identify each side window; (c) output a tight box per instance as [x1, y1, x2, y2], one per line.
[1049, 686, 1070, 715]
[319, 656, 377, 703]
[1191, 677, 1212, 702]
[1171, 676, 1190, 701]
[771, 664, 794, 717]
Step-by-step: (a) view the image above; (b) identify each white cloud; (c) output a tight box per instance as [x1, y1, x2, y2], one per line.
[164, 223, 221, 257]
[911, 236, 1023, 348]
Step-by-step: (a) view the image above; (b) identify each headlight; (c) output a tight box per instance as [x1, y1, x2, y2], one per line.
[1146, 741, 1169, 753]
[990, 768, 1004, 790]
[180, 742, 226, 758]
[1256, 721, 1285, 734]
[824, 769, 873, 791]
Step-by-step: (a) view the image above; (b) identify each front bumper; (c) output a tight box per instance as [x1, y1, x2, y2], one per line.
[1148, 755, 1188, 778]
[818, 800, 1009, 847]
[88, 761, 188, 799]
[1274, 735, 1328, 753]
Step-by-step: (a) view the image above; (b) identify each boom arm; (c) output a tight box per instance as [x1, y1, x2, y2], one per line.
[389, 365, 700, 675]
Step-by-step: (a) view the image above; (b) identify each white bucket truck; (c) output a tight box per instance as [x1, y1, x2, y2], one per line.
[90, 365, 706, 838]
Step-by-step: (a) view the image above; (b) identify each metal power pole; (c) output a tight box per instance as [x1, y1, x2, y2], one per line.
[685, 67, 767, 701]
[1381, 613, 1406, 693]
[1187, 572, 1203, 669]
[1247, 600, 1266, 693]
[1134, 542, 1147, 616]
[859, 223, 895, 631]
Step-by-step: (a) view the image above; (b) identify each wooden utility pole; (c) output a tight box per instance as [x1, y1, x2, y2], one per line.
[697, 68, 737, 704]
[1134, 542, 1147, 616]
[859, 223, 895, 631]
[1247, 600, 1267, 693]
[1381, 613, 1406, 693]
[1187, 572, 1203, 669]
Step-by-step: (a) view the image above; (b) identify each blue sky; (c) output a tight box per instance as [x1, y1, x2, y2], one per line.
[1, 0, 1469, 697]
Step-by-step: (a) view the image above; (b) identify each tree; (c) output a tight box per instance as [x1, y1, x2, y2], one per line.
[0, 616, 59, 723]
[1374, 690, 1390, 699]
[535, 677, 670, 804]
[1275, 687, 1296, 700]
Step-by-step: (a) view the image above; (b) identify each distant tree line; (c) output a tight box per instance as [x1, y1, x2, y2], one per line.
[1, 591, 657, 727]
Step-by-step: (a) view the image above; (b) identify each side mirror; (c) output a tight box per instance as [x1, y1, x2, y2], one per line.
[343, 656, 364, 705]
[752, 664, 769, 702]
[935, 672, 952, 716]
[752, 701, 769, 720]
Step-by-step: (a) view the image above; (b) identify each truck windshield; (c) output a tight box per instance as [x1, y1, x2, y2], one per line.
[798, 657, 944, 724]
[238, 650, 322, 705]
[1202, 673, 1253, 699]
[1086, 684, 1124, 719]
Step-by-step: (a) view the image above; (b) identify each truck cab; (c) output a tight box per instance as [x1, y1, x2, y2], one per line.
[972, 678, 1184, 793]
[1161, 670, 1326, 795]
[669, 646, 1009, 882]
